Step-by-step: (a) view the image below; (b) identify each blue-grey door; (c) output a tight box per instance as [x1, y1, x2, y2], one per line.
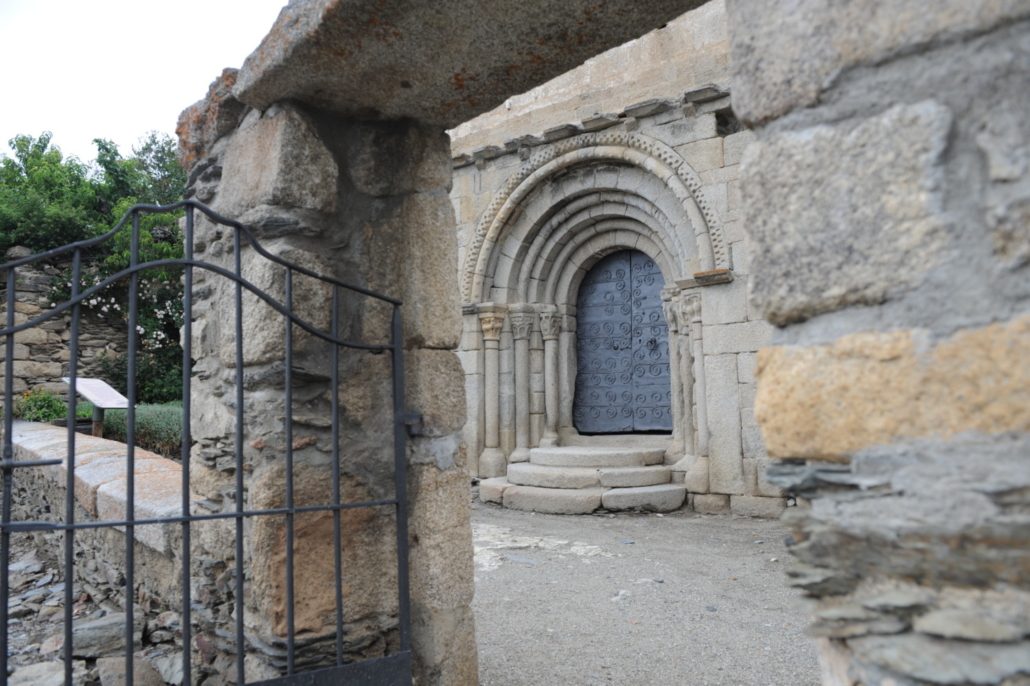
[574, 250, 672, 434]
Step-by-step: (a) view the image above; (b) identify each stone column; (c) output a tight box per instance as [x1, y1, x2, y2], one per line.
[477, 305, 506, 477]
[508, 305, 536, 462]
[538, 306, 561, 447]
[661, 288, 685, 460]
[683, 294, 707, 457]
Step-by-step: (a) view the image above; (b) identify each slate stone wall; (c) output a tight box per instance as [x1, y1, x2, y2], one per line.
[726, 1, 1030, 682]
[0, 250, 126, 403]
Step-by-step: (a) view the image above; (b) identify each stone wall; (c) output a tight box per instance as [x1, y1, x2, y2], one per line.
[725, 0, 1030, 682]
[176, 70, 477, 684]
[450, 0, 731, 154]
[0, 248, 126, 401]
[9, 421, 189, 683]
[451, 0, 785, 516]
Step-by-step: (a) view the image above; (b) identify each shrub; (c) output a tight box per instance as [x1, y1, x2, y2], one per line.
[97, 346, 182, 405]
[102, 403, 182, 459]
[12, 389, 66, 422]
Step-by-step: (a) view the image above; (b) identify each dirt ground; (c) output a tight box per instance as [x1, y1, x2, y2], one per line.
[471, 496, 821, 686]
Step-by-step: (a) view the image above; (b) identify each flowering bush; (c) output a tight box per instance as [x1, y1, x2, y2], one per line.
[49, 206, 186, 404]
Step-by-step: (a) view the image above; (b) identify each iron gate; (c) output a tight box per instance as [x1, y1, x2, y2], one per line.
[0, 201, 412, 685]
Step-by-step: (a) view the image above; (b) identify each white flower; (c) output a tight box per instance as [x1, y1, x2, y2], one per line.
[136, 325, 145, 334]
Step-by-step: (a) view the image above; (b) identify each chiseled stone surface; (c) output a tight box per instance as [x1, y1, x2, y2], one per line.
[234, 0, 704, 128]
[601, 484, 686, 512]
[756, 316, 1030, 461]
[216, 104, 337, 217]
[726, 0, 1030, 124]
[740, 101, 952, 326]
[771, 434, 1030, 681]
[729, 495, 785, 519]
[692, 493, 730, 514]
[503, 485, 604, 514]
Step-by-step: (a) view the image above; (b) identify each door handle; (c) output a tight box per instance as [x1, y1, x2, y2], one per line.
[646, 338, 657, 351]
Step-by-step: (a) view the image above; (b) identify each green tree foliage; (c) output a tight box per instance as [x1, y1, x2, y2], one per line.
[0, 133, 103, 253]
[2, 131, 189, 404]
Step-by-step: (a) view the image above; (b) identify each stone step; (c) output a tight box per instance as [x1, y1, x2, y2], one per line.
[602, 484, 687, 512]
[507, 463, 673, 489]
[598, 465, 672, 488]
[503, 484, 605, 514]
[529, 446, 665, 468]
[507, 463, 600, 489]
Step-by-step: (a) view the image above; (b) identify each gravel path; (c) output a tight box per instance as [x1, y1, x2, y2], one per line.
[472, 498, 820, 686]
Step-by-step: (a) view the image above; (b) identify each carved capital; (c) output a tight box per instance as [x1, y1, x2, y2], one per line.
[509, 312, 536, 340]
[539, 311, 562, 340]
[675, 293, 701, 332]
[478, 312, 505, 341]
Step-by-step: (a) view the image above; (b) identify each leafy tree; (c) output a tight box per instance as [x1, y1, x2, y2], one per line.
[0, 133, 104, 253]
[2, 131, 189, 403]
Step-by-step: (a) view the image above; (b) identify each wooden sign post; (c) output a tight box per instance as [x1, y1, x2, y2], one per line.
[61, 378, 129, 438]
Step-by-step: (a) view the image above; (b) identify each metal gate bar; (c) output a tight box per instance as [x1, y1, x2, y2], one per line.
[0, 200, 413, 685]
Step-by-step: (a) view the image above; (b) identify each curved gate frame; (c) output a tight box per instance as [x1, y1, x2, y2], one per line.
[0, 201, 412, 685]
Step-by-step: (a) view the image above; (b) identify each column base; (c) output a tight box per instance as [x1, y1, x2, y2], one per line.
[478, 447, 507, 478]
[509, 447, 530, 463]
[539, 432, 558, 448]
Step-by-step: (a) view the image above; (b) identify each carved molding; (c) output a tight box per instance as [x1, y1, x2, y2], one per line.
[461, 130, 728, 303]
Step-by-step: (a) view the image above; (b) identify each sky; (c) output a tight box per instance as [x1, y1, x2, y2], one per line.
[0, 0, 287, 163]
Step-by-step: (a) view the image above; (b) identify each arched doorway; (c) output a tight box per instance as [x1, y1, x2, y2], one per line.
[574, 249, 672, 434]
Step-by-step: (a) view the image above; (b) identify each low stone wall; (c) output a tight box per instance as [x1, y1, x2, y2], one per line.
[9, 421, 190, 680]
[1, 248, 126, 400]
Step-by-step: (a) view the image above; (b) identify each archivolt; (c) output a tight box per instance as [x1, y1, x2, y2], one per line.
[460, 130, 728, 303]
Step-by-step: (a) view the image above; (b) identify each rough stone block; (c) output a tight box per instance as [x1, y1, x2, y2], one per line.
[654, 113, 717, 146]
[216, 104, 337, 217]
[693, 493, 730, 514]
[740, 101, 952, 325]
[726, 0, 1030, 123]
[96, 470, 184, 555]
[703, 320, 773, 354]
[756, 316, 1030, 460]
[406, 349, 467, 438]
[730, 495, 786, 519]
[598, 465, 672, 488]
[346, 121, 452, 196]
[723, 129, 756, 166]
[502, 485, 603, 514]
[224, 242, 334, 366]
[507, 463, 600, 489]
[737, 352, 758, 384]
[601, 484, 686, 512]
[700, 278, 748, 325]
[675, 137, 723, 172]
[478, 477, 510, 504]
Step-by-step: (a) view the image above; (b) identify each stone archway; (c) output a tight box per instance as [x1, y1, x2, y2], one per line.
[460, 132, 721, 481]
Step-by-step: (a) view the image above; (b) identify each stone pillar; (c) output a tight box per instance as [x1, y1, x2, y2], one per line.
[538, 306, 561, 447]
[178, 83, 477, 684]
[684, 294, 706, 457]
[477, 305, 506, 477]
[661, 288, 685, 460]
[508, 305, 536, 462]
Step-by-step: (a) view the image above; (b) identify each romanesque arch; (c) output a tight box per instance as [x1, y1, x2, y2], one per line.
[462, 131, 723, 477]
